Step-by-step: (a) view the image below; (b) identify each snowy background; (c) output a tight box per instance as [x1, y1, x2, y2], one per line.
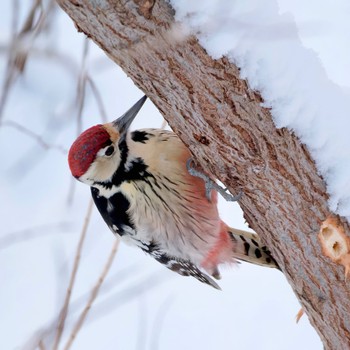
[3, 0, 349, 349]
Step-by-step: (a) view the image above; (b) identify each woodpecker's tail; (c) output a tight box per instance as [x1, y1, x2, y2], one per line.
[228, 227, 280, 270]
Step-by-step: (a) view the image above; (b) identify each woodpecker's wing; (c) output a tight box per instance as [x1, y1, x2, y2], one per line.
[91, 187, 137, 235]
[145, 244, 221, 290]
[228, 227, 280, 270]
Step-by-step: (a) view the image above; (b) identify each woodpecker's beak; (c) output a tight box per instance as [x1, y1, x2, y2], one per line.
[113, 95, 147, 134]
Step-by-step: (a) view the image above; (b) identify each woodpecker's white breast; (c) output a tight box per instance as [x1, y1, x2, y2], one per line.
[120, 129, 222, 266]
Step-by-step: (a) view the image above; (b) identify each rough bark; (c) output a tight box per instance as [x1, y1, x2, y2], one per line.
[56, 0, 350, 348]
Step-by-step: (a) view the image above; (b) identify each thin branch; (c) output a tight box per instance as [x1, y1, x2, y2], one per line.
[22, 270, 169, 350]
[76, 38, 89, 135]
[1, 120, 67, 154]
[0, 44, 79, 77]
[14, 0, 56, 73]
[86, 75, 108, 123]
[66, 38, 90, 206]
[63, 238, 120, 350]
[38, 339, 46, 350]
[0, 222, 70, 251]
[22, 262, 143, 350]
[0, 0, 46, 120]
[74, 273, 170, 329]
[0, 0, 22, 120]
[52, 199, 94, 350]
[160, 119, 167, 130]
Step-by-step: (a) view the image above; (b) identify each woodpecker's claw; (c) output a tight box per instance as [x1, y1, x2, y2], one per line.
[186, 158, 242, 202]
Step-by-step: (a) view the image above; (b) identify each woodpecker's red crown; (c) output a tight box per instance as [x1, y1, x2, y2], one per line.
[68, 95, 147, 179]
[68, 124, 111, 178]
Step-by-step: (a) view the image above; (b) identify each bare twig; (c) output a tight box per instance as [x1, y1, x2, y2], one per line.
[1, 120, 67, 154]
[14, 0, 56, 72]
[76, 38, 89, 135]
[52, 199, 93, 350]
[23, 269, 168, 350]
[75, 273, 169, 329]
[160, 119, 167, 130]
[14, 0, 42, 73]
[0, 44, 79, 77]
[0, 0, 53, 120]
[86, 76, 108, 123]
[66, 38, 90, 206]
[63, 238, 120, 350]
[0, 0, 21, 120]
[38, 339, 46, 350]
[0, 222, 70, 251]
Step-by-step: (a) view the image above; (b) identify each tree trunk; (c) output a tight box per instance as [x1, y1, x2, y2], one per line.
[56, 0, 350, 348]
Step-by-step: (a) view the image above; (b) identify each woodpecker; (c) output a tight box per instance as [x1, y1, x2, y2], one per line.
[68, 96, 279, 289]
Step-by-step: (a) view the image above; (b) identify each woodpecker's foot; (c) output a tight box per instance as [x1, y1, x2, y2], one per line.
[186, 158, 242, 202]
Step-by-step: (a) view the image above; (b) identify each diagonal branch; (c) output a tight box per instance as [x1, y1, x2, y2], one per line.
[63, 238, 120, 350]
[52, 199, 93, 350]
[56, 1, 350, 349]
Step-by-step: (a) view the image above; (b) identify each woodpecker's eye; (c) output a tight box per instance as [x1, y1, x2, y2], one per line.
[104, 145, 115, 156]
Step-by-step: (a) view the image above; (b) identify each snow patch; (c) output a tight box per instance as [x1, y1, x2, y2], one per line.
[170, 0, 350, 217]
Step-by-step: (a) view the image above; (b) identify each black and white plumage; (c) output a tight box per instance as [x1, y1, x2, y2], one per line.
[68, 96, 279, 289]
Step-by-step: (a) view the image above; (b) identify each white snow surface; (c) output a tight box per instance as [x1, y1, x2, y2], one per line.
[170, 0, 350, 217]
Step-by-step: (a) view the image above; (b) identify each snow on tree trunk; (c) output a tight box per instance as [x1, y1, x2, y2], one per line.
[56, 0, 350, 348]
